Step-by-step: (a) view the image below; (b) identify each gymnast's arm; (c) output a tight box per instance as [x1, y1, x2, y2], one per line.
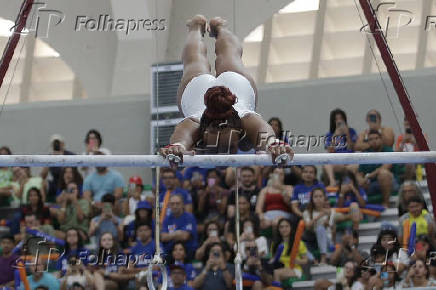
[241, 113, 277, 151]
[170, 118, 201, 149]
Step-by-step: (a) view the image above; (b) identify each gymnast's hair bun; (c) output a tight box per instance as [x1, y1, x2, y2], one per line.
[203, 86, 236, 119]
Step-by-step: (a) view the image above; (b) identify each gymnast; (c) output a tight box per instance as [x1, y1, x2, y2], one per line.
[159, 15, 293, 165]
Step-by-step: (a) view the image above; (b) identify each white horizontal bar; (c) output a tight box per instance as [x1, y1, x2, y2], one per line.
[0, 152, 435, 167]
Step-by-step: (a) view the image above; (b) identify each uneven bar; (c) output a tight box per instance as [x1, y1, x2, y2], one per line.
[0, 152, 435, 167]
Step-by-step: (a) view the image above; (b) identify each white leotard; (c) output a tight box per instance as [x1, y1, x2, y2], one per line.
[181, 71, 258, 121]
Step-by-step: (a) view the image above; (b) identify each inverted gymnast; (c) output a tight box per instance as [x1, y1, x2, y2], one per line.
[159, 15, 293, 165]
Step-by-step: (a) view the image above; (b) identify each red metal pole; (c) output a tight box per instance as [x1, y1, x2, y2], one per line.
[0, 0, 35, 89]
[359, 0, 436, 221]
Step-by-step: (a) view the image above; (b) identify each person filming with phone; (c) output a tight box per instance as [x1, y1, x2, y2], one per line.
[40, 134, 75, 202]
[355, 109, 395, 152]
[192, 242, 234, 290]
[241, 240, 273, 289]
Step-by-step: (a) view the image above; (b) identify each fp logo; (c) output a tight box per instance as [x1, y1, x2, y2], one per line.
[360, 1, 414, 39]
[10, 2, 64, 38]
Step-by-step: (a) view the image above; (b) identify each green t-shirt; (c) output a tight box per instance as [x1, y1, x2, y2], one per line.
[60, 199, 91, 233]
[359, 146, 405, 180]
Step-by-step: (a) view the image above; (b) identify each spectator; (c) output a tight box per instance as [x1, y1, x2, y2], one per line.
[0, 235, 19, 288]
[168, 242, 197, 287]
[57, 228, 89, 276]
[159, 168, 193, 222]
[334, 171, 366, 234]
[40, 134, 75, 202]
[329, 231, 368, 267]
[356, 130, 399, 208]
[183, 170, 205, 219]
[21, 187, 51, 225]
[60, 255, 94, 290]
[197, 169, 229, 226]
[398, 180, 427, 217]
[227, 167, 260, 218]
[268, 117, 285, 141]
[239, 218, 268, 259]
[314, 260, 358, 290]
[256, 168, 293, 229]
[395, 118, 419, 180]
[88, 193, 122, 243]
[303, 187, 332, 264]
[355, 109, 395, 151]
[196, 221, 222, 261]
[129, 222, 158, 269]
[169, 264, 194, 290]
[92, 232, 133, 289]
[56, 182, 91, 242]
[399, 196, 436, 246]
[55, 167, 83, 202]
[161, 194, 198, 258]
[367, 262, 400, 290]
[430, 259, 436, 282]
[291, 165, 325, 220]
[83, 151, 125, 203]
[412, 235, 435, 262]
[271, 218, 308, 284]
[225, 195, 260, 250]
[20, 259, 60, 290]
[0, 146, 17, 207]
[323, 108, 358, 186]
[123, 176, 146, 215]
[81, 129, 111, 177]
[16, 167, 46, 204]
[241, 239, 273, 289]
[124, 200, 153, 246]
[374, 225, 408, 275]
[400, 259, 436, 288]
[192, 242, 234, 290]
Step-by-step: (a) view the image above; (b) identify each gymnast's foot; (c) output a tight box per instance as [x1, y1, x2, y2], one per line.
[209, 17, 227, 38]
[187, 15, 207, 37]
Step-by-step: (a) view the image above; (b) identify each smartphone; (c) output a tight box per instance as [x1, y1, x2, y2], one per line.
[53, 140, 61, 151]
[213, 251, 220, 258]
[405, 128, 412, 134]
[209, 230, 218, 237]
[337, 121, 345, 128]
[369, 114, 377, 123]
[245, 226, 253, 234]
[103, 204, 112, 215]
[381, 271, 388, 280]
[249, 247, 257, 257]
[207, 178, 216, 187]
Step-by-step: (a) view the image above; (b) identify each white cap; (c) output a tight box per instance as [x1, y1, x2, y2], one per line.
[50, 134, 64, 143]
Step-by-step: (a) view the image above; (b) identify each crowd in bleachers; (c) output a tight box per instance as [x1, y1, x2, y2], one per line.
[0, 108, 435, 290]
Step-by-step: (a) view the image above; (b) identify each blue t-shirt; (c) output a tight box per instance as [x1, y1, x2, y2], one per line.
[83, 169, 125, 201]
[129, 239, 163, 268]
[169, 286, 194, 290]
[20, 273, 60, 290]
[291, 182, 326, 210]
[159, 188, 193, 217]
[183, 167, 209, 182]
[56, 248, 90, 275]
[337, 187, 367, 207]
[325, 128, 358, 153]
[162, 212, 198, 254]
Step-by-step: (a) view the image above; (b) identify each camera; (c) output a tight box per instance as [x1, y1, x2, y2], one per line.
[406, 128, 412, 134]
[368, 114, 377, 123]
[213, 251, 220, 258]
[249, 247, 257, 257]
[53, 140, 61, 151]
